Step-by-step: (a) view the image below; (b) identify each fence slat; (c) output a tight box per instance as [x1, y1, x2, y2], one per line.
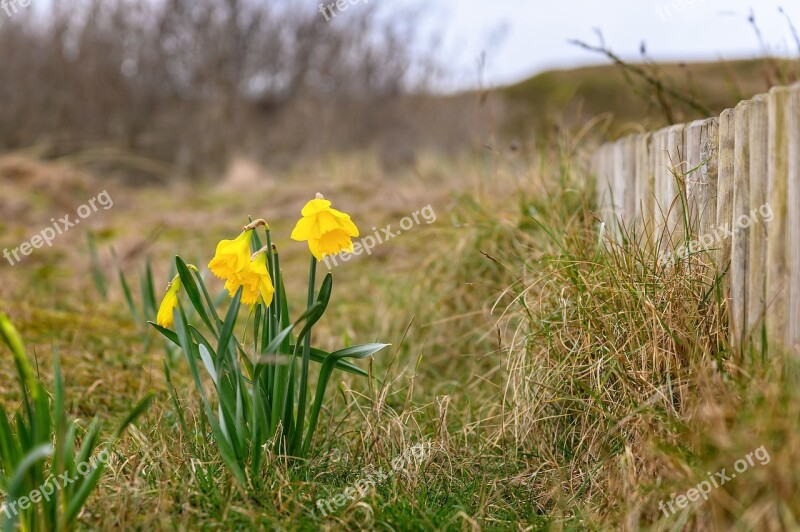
[731, 99, 752, 346]
[717, 109, 736, 274]
[623, 136, 637, 227]
[652, 127, 670, 248]
[766, 87, 791, 353]
[666, 124, 686, 247]
[746, 95, 769, 352]
[595, 144, 612, 227]
[684, 118, 720, 267]
[634, 133, 654, 233]
[788, 84, 800, 356]
[685, 120, 705, 236]
[613, 140, 626, 229]
[699, 118, 719, 240]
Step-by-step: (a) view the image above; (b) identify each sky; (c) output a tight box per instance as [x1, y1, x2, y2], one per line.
[402, 0, 800, 89]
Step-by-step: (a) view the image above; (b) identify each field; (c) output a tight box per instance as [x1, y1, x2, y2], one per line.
[2, 104, 799, 530]
[0, 40, 800, 530]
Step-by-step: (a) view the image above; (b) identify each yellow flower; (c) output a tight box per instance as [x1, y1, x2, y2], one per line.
[156, 265, 198, 328]
[209, 229, 254, 281]
[290, 194, 359, 260]
[209, 228, 275, 306]
[227, 251, 275, 305]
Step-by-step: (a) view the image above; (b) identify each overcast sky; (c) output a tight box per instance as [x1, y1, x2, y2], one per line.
[402, 0, 800, 89]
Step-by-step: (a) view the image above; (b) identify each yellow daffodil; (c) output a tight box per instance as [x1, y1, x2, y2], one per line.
[208, 227, 275, 306]
[225, 250, 275, 305]
[290, 194, 359, 260]
[157, 265, 198, 328]
[209, 229, 254, 281]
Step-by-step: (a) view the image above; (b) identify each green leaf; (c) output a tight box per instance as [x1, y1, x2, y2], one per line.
[116, 258, 140, 323]
[64, 459, 107, 524]
[148, 321, 179, 345]
[7, 443, 53, 499]
[301, 343, 389, 455]
[328, 344, 390, 360]
[216, 286, 242, 362]
[0, 314, 37, 401]
[174, 307, 247, 486]
[288, 345, 368, 377]
[142, 258, 158, 319]
[175, 257, 218, 337]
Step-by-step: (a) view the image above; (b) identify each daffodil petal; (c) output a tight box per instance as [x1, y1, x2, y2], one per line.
[300, 198, 333, 216]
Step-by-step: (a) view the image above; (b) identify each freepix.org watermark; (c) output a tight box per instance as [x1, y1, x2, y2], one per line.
[658, 445, 770, 517]
[3, 190, 113, 266]
[1, 0, 31, 18]
[659, 203, 773, 267]
[315, 441, 432, 517]
[318, 0, 369, 22]
[322, 204, 436, 270]
[1, 449, 110, 519]
[655, 0, 709, 21]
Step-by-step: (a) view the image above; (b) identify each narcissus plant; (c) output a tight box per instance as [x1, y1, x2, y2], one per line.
[150, 196, 387, 486]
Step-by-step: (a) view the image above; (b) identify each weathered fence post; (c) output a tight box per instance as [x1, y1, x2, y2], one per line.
[731, 99, 752, 347]
[666, 124, 686, 247]
[766, 87, 791, 353]
[716, 109, 736, 277]
[788, 84, 800, 357]
[634, 133, 654, 234]
[652, 127, 669, 249]
[684, 118, 719, 247]
[746, 95, 769, 353]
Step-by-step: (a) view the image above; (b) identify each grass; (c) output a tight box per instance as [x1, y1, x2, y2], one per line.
[1, 129, 799, 530]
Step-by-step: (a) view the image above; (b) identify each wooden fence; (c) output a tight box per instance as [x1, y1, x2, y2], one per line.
[590, 83, 800, 355]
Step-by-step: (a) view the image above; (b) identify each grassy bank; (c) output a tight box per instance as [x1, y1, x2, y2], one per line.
[0, 138, 798, 529]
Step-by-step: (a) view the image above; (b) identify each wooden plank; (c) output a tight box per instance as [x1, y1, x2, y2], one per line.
[652, 127, 670, 250]
[699, 118, 720, 240]
[613, 139, 627, 234]
[717, 108, 736, 274]
[786, 85, 800, 356]
[595, 144, 612, 228]
[665, 124, 686, 248]
[766, 87, 791, 353]
[746, 95, 769, 351]
[605, 143, 616, 228]
[683, 118, 720, 267]
[623, 136, 637, 229]
[731, 99, 752, 348]
[634, 133, 654, 234]
[684, 120, 705, 237]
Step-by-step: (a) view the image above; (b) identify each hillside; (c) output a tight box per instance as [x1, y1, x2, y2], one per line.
[500, 58, 794, 139]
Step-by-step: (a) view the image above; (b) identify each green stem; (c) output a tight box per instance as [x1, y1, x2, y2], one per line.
[269, 248, 284, 437]
[301, 358, 336, 456]
[292, 255, 317, 453]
